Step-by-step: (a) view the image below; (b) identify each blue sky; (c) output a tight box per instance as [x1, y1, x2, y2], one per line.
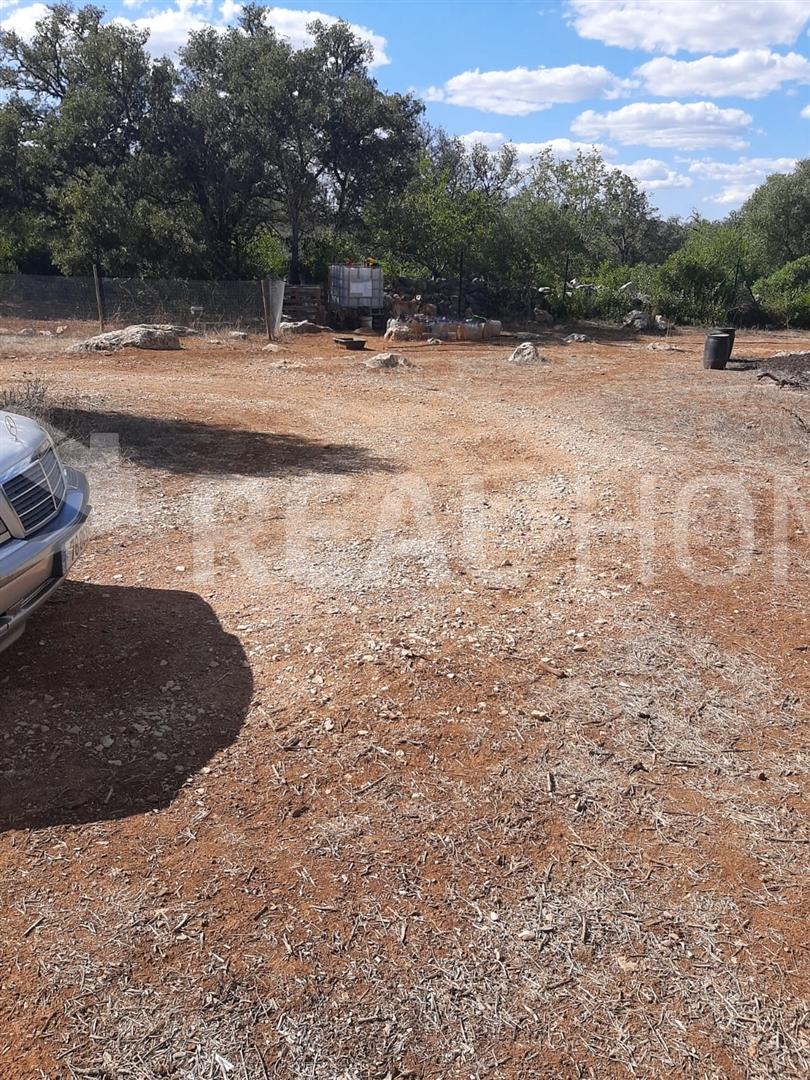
[3, 0, 810, 217]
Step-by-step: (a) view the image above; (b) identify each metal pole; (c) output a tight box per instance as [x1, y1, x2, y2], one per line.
[559, 253, 570, 319]
[730, 258, 741, 324]
[457, 247, 464, 319]
[260, 277, 272, 341]
[92, 262, 105, 332]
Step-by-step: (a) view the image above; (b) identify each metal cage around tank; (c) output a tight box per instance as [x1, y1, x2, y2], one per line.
[328, 265, 384, 311]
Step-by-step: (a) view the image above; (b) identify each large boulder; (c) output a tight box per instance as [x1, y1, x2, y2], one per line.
[364, 351, 413, 370]
[68, 325, 184, 353]
[508, 342, 547, 364]
[280, 320, 327, 334]
[384, 321, 412, 342]
[152, 323, 199, 336]
[622, 309, 650, 332]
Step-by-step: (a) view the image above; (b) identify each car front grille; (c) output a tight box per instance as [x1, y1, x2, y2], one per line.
[2, 448, 66, 535]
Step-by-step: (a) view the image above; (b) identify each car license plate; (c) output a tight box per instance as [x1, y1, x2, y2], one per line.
[61, 524, 88, 575]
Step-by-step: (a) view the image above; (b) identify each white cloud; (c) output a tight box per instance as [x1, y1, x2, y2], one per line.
[566, 0, 810, 54]
[458, 130, 509, 151]
[527, 136, 617, 160]
[802, 104, 810, 117]
[572, 101, 752, 150]
[689, 156, 798, 182]
[426, 63, 632, 116]
[112, 3, 390, 65]
[614, 158, 693, 189]
[262, 5, 389, 65]
[458, 131, 616, 167]
[689, 155, 797, 205]
[0, 2, 49, 37]
[114, 0, 211, 55]
[637, 49, 810, 98]
[705, 184, 759, 205]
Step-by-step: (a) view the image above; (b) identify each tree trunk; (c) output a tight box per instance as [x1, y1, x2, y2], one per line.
[288, 215, 301, 284]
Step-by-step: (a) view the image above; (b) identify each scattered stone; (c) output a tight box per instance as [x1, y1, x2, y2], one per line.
[55, 325, 67, 335]
[426, 338, 442, 345]
[508, 341, 547, 364]
[384, 319, 412, 342]
[228, 330, 248, 340]
[39, 330, 54, 337]
[18, 327, 33, 336]
[654, 314, 671, 332]
[262, 342, 284, 353]
[280, 320, 328, 334]
[563, 333, 589, 344]
[154, 324, 199, 336]
[364, 351, 413, 370]
[69, 324, 184, 353]
[647, 343, 684, 352]
[623, 309, 650, 332]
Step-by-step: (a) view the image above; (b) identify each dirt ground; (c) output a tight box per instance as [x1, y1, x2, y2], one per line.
[0, 322, 807, 1079]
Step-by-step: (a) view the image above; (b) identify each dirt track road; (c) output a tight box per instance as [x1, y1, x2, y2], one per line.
[0, 326, 808, 1078]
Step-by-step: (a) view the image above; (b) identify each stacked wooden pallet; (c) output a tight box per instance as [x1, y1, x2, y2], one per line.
[283, 285, 322, 323]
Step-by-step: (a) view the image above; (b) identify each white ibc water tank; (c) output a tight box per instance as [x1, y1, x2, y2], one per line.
[329, 265, 384, 309]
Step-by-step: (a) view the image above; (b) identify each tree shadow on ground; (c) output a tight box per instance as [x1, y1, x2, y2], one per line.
[47, 406, 398, 478]
[0, 582, 252, 831]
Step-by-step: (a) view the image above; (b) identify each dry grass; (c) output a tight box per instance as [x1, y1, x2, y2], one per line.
[9, 611, 805, 1080]
[1, 377, 84, 446]
[1, 329, 807, 1079]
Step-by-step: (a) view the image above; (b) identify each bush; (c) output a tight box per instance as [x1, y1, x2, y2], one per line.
[0, 234, 15, 273]
[300, 230, 362, 283]
[657, 223, 750, 325]
[243, 229, 289, 279]
[589, 262, 658, 322]
[754, 256, 810, 327]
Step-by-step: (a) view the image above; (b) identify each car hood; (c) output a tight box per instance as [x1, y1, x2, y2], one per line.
[0, 411, 50, 474]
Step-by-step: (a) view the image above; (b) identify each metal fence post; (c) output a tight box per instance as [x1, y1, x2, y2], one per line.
[260, 277, 272, 341]
[92, 263, 105, 332]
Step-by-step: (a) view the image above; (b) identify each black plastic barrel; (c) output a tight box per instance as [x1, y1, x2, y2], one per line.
[715, 325, 736, 355]
[703, 332, 731, 369]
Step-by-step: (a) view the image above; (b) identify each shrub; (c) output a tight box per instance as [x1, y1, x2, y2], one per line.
[657, 223, 751, 325]
[243, 229, 289, 279]
[754, 256, 810, 327]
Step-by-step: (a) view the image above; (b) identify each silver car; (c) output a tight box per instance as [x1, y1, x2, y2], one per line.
[0, 411, 90, 652]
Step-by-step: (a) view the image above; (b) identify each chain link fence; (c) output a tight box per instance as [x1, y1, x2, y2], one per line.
[0, 273, 270, 331]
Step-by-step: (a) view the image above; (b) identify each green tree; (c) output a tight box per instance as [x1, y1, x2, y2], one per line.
[754, 255, 810, 326]
[519, 149, 668, 270]
[657, 219, 752, 324]
[0, 3, 197, 275]
[180, 6, 422, 281]
[374, 131, 519, 279]
[740, 160, 810, 272]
